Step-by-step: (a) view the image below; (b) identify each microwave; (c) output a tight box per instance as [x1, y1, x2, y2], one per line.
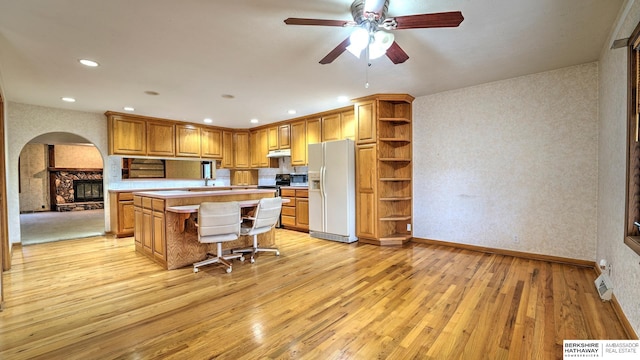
[290, 173, 308, 186]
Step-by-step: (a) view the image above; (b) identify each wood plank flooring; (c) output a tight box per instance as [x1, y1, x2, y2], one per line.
[0, 230, 629, 359]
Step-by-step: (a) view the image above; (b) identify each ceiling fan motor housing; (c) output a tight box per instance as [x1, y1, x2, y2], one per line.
[351, 0, 389, 25]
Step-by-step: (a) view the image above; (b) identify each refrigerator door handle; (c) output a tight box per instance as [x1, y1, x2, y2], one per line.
[320, 165, 327, 231]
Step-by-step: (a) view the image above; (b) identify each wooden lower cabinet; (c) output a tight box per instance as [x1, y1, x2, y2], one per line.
[280, 187, 308, 231]
[295, 197, 309, 229]
[152, 201, 166, 262]
[135, 195, 167, 266]
[111, 192, 135, 238]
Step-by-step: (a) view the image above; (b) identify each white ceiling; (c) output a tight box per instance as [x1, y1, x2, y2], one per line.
[0, 0, 625, 130]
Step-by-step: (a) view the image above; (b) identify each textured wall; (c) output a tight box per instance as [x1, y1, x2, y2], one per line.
[413, 63, 599, 260]
[597, 0, 640, 336]
[18, 143, 49, 212]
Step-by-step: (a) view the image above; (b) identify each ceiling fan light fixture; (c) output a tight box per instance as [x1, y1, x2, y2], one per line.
[369, 30, 394, 59]
[349, 27, 369, 52]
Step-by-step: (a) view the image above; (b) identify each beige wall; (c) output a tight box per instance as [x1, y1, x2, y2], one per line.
[18, 144, 49, 212]
[54, 144, 102, 169]
[413, 62, 599, 261]
[597, 0, 640, 336]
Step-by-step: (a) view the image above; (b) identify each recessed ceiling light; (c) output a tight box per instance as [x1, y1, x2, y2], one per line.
[123, 106, 135, 111]
[250, 118, 259, 124]
[61, 97, 76, 103]
[337, 96, 349, 103]
[221, 94, 235, 99]
[145, 90, 159, 96]
[203, 118, 213, 124]
[79, 59, 99, 67]
[288, 109, 297, 115]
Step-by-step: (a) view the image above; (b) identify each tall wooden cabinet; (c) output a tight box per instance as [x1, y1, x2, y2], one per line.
[354, 94, 414, 246]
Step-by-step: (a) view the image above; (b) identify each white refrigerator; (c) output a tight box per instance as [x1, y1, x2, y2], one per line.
[308, 139, 357, 243]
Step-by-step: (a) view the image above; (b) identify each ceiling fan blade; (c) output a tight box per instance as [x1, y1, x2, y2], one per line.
[319, 37, 351, 64]
[284, 18, 353, 27]
[386, 41, 409, 64]
[392, 11, 464, 30]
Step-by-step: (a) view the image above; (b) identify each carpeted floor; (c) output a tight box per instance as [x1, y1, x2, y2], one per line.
[20, 209, 106, 245]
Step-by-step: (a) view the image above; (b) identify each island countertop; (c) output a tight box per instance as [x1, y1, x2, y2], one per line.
[132, 188, 275, 200]
[108, 185, 258, 194]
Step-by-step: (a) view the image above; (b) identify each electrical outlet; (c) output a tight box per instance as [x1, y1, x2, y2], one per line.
[513, 235, 519, 243]
[407, 224, 411, 232]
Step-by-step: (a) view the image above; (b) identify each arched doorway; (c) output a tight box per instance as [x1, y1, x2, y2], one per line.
[18, 132, 106, 245]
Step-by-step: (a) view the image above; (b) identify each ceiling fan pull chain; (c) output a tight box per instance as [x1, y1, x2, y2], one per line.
[365, 46, 371, 88]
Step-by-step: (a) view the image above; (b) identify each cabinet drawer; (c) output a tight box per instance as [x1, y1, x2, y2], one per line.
[295, 189, 308, 198]
[281, 215, 296, 226]
[280, 188, 296, 197]
[282, 197, 294, 205]
[134, 195, 142, 207]
[142, 197, 152, 209]
[152, 199, 165, 211]
[281, 206, 296, 216]
[119, 192, 134, 201]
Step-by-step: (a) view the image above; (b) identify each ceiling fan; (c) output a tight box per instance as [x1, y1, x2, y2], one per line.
[284, 0, 464, 65]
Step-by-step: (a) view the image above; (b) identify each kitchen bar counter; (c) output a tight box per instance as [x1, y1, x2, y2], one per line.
[110, 186, 259, 238]
[108, 185, 258, 194]
[133, 188, 278, 270]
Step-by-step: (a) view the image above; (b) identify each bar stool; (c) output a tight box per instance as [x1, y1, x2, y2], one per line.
[234, 197, 283, 263]
[193, 201, 244, 273]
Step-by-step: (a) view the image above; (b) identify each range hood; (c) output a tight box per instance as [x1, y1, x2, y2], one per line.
[266, 149, 291, 158]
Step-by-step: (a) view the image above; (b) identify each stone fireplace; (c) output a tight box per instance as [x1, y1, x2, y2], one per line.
[51, 169, 104, 211]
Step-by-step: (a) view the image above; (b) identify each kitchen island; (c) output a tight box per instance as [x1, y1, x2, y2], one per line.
[133, 188, 277, 270]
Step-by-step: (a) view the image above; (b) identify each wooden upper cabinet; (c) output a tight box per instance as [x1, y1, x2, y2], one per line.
[221, 130, 233, 168]
[201, 127, 223, 159]
[279, 124, 291, 149]
[109, 115, 147, 155]
[258, 129, 273, 167]
[355, 100, 376, 144]
[268, 127, 279, 151]
[321, 113, 341, 142]
[306, 117, 321, 145]
[250, 130, 260, 168]
[146, 121, 175, 157]
[290, 120, 306, 166]
[268, 124, 291, 150]
[234, 131, 251, 168]
[341, 109, 355, 140]
[175, 125, 201, 157]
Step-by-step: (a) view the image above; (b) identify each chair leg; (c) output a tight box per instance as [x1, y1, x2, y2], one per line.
[233, 234, 280, 263]
[193, 243, 239, 273]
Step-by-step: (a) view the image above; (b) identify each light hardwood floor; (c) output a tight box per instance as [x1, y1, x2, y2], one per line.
[0, 230, 629, 359]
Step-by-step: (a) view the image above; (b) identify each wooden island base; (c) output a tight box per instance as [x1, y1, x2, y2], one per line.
[162, 211, 273, 270]
[133, 189, 277, 270]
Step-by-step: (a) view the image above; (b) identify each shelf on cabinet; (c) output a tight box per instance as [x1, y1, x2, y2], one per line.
[379, 158, 411, 162]
[380, 197, 412, 201]
[379, 233, 412, 241]
[379, 118, 410, 124]
[380, 215, 412, 221]
[379, 138, 410, 143]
